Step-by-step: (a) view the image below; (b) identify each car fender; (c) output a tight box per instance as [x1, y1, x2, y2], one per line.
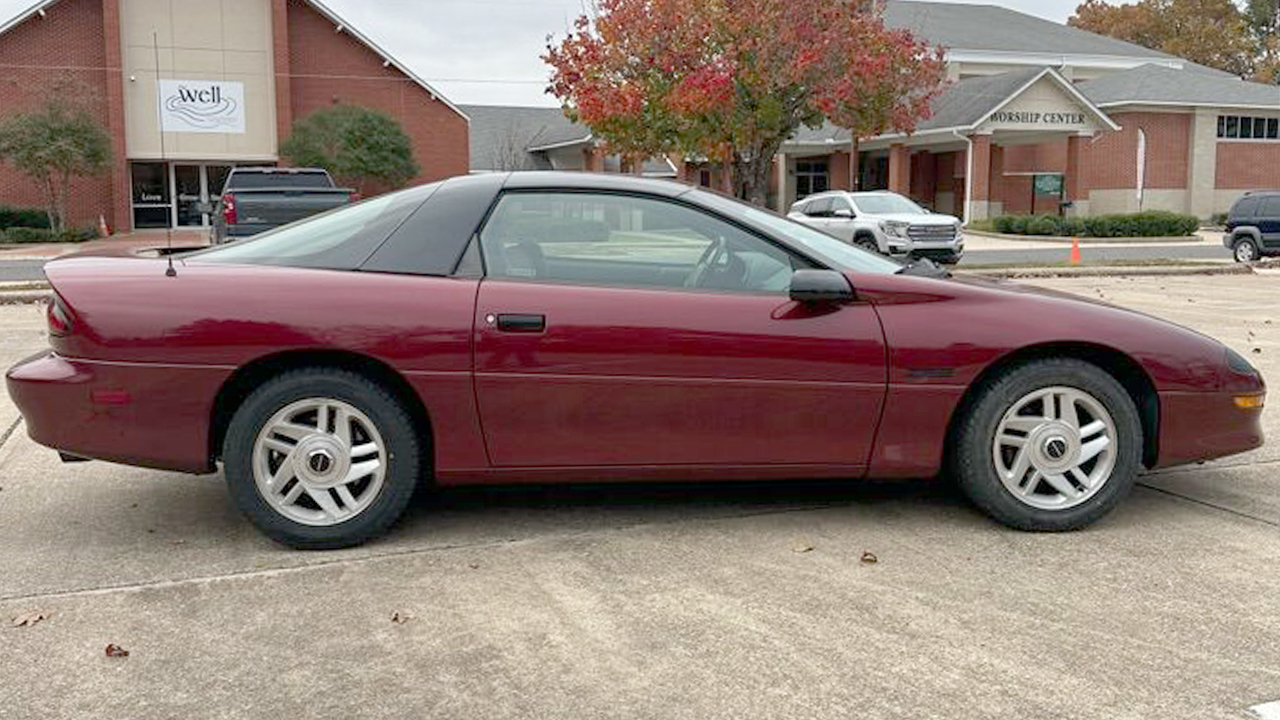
[1230, 227, 1262, 245]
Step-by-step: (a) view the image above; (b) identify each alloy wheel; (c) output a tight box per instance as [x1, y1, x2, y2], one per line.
[252, 398, 387, 526]
[991, 386, 1118, 511]
[1235, 241, 1258, 263]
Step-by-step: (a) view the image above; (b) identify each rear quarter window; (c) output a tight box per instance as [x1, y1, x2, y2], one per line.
[1232, 197, 1260, 219]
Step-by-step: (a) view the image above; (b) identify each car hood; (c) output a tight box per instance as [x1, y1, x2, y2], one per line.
[870, 213, 960, 226]
[854, 271, 1237, 393]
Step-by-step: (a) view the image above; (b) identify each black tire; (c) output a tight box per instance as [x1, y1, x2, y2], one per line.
[854, 235, 880, 254]
[1233, 236, 1259, 263]
[223, 369, 422, 549]
[950, 358, 1142, 531]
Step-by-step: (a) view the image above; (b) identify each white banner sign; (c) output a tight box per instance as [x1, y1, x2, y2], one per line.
[158, 79, 246, 134]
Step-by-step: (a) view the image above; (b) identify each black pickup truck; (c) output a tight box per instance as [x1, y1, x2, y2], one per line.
[210, 167, 357, 244]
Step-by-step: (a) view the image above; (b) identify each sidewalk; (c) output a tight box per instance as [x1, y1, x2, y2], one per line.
[0, 230, 210, 260]
[963, 229, 1222, 252]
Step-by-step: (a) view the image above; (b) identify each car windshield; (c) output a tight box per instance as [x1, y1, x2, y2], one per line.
[688, 190, 904, 275]
[852, 194, 926, 215]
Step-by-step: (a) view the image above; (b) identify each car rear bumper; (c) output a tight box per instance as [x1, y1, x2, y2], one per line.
[1154, 389, 1265, 469]
[5, 352, 226, 474]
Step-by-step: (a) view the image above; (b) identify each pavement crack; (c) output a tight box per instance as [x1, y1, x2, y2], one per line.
[1137, 482, 1280, 529]
[0, 417, 21, 452]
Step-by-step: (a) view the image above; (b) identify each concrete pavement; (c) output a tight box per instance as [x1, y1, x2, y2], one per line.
[1, 275, 1279, 719]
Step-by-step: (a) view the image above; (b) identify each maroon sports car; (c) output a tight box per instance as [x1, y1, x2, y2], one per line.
[7, 172, 1266, 548]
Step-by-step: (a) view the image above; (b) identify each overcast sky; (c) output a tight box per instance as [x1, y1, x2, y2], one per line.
[1, 0, 1089, 106]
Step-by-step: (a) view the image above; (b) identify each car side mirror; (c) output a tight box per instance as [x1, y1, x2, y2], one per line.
[789, 269, 855, 303]
[833, 208, 854, 219]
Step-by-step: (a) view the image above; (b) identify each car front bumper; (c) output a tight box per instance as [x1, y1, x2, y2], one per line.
[1154, 389, 1266, 469]
[6, 351, 226, 474]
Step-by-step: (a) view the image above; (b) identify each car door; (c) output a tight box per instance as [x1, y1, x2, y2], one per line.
[825, 196, 858, 242]
[1257, 196, 1280, 248]
[472, 190, 888, 470]
[802, 196, 833, 236]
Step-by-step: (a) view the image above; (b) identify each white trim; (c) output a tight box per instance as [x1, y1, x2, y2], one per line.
[303, 0, 468, 123]
[946, 48, 1185, 72]
[527, 135, 594, 152]
[0, 0, 59, 37]
[1097, 100, 1280, 112]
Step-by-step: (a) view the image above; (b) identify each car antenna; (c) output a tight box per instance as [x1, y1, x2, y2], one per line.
[153, 32, 177, 277]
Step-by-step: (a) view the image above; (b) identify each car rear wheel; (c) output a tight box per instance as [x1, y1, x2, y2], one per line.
[1234, 237, 1259, 263]
[223, 370, 422, 549]
[950, 359, 1142, 531]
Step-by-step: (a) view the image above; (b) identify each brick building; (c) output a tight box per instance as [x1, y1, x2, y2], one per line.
[0, 0, 468, 232]
[466, 2, 1280, 222]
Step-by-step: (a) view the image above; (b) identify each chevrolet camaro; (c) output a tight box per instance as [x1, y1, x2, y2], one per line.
[6, 172, 1266, 548]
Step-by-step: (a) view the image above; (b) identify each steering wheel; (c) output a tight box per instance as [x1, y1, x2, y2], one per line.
[684, 237, 728, 288]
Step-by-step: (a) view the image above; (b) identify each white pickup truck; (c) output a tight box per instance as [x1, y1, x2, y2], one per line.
[788, 190, 964, 264]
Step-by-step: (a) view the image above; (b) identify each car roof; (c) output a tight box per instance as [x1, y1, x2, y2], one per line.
[501, 171, 693, 198]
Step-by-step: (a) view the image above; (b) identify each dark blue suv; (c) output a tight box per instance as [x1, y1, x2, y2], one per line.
[1225, 191, 1280, 262]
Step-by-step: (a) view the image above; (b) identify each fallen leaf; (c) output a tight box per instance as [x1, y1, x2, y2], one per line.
[11, 611, 48, 628]
[792, 546, 813, 554]
[467, 563, 480, 570]
[1254, 348, 1264, 354]
[860, 552, 878, 564]
[391, 612, 413, 624]
[104, 644, 129, 658]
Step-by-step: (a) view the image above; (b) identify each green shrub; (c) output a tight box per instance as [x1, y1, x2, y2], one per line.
[2, 226, 95, 243]
[0, 205, 51, 230]
[1210, 212, 1228, 228]
[991, 211, 1199, 238]
[1026, 215, 1058, 235]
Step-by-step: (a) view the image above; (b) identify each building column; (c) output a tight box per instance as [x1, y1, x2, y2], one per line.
[967, 134, 993, 222]
[1065, 133, 1089, 217]
[888, 143, 910, 195]
[586, 146, 605, 173]
[272, 0, 293, 153]
[1187, 107, 1219, 219]
[669, 153, 688, 183]
[101, 0, 131, 233]
[988, 144, 1005, 217]
[775, 152, 789, 213]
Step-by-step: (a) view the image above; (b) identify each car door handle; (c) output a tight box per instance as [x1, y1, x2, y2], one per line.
[495, 313, 546, 333]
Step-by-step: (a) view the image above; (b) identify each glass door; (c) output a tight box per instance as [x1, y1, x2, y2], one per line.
[131, 162, 171, 229]
[174, 165, 204, 227]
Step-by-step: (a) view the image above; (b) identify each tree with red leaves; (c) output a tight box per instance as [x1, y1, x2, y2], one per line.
[544, 0, 947, 205]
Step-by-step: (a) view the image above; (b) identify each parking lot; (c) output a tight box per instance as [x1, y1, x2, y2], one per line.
[1, 274, 1278, 720]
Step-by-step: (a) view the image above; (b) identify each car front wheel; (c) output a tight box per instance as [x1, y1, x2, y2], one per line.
[223, 370, 423, 549]
[950, 359, 1142, 531]
[1234, 237, 1260, 263]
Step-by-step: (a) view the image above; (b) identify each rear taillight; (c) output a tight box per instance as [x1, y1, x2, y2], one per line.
[222, 193, 237, 225]
[349, 191, 362, 203]
[47, 296, 73, 337]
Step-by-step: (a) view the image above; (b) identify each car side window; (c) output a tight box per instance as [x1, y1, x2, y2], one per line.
[805, 197, 832, 218]
[479, 192, 808, 294]
[1259, 197, 1280, 217]
[1233, 197, 1259, 219]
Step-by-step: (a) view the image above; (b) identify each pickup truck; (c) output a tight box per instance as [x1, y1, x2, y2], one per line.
[210, 167, 358, 244]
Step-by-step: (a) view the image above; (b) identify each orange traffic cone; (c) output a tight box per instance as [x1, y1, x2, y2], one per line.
[97, 214, 110, 238]
[1069, 237, 1082, 265]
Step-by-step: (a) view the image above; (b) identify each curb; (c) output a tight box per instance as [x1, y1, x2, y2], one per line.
[0, 290, 50, 305]
[965, 229, 1203, 245]
[964, 264, 1254, 279]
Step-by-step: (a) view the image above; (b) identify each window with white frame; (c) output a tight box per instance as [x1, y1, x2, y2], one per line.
[1218, 115, 1280, 140]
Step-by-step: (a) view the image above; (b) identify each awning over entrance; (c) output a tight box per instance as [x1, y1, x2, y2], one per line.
[778, 67, 1120, 221]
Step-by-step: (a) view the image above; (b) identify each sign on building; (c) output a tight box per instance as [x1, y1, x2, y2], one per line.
[158, 79, 246, 134]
